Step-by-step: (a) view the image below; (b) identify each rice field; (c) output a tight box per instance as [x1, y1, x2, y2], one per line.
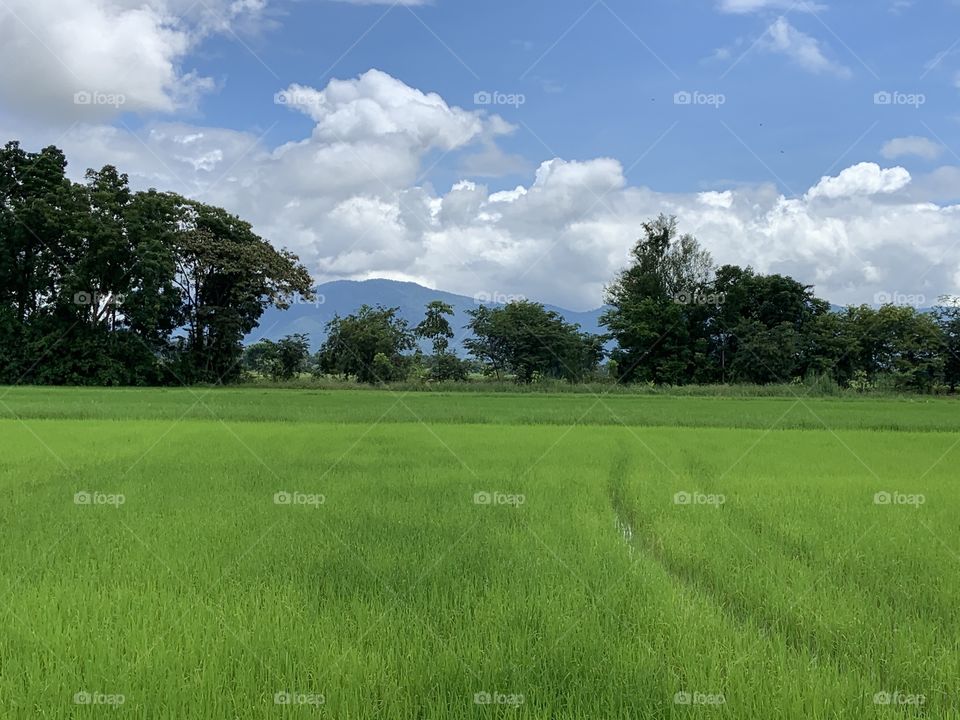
[0, 387, 957, 718]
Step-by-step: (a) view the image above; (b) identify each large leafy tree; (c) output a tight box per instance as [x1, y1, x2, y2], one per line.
[465, 301, 602, 382]
[837, 304, 944, 392]
[165, 196, 313, 383]
[0, 142, 312, 386]
[318, 305, 415, 383]
[414, 300, 467, 381]
[711, 265, 829, 383]
[602, 214, 715, 384]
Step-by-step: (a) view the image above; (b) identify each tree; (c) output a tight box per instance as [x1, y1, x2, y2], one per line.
[415, 300, 466, 381]
[318, 305, 414, 383]
[711, 265, 829, 384]
[465, 301, 602, 382]
[164, 196, 313, 384]
[602, 214, 715, 384]
[0, 142, 313, 386]
[837, 304, 944, 392]
[415, 300, 455, 356]
[244, 334, 311, 381]
[933, 297, 960, 391]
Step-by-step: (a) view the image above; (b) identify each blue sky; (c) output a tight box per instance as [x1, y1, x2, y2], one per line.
[181, 0, 960, 194]
[1, 0, 959, 309]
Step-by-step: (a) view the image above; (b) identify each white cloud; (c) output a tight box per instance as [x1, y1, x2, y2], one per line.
[881, 136, 944, 161]
[0, 0, 271, 123]
[760, 17, 851, 78]
[805, 162, 911, 200]
[6, 70, 960, 311]
[277, 71, 491, 151]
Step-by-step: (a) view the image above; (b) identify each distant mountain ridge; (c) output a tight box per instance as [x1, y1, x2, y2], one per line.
[251, 279, 609, 351]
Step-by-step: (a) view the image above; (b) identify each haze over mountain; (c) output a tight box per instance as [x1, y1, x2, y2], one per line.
[252, 279, 608, 351]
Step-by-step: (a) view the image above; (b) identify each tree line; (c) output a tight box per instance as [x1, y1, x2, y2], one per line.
[253, 215, 960, 393]
[3, 143, 958, 392]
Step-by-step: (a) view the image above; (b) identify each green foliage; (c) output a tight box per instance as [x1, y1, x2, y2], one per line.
[464, 301, 602, 383]
[243, 334, 311, 381]
[414, 300, 455, 357]
[318, 305, 414, 383]
[933, 298, 960, 391]
[603, 215, 953, 393]
[0, 141, 311, 386]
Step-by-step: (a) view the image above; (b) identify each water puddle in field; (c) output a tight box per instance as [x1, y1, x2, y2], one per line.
[614, 514, 635, 554]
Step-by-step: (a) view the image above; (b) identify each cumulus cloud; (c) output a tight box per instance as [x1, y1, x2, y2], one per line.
[881, 136, 944, 161]
[760, 17, 851, 77]
[805, 163, 911, 200]
[0, 0, 270, 123]
[277, 71, 491, 151]
[5, 70, 960, 311]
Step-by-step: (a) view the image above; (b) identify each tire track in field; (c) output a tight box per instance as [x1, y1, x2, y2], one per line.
[605, 451, 847, 664]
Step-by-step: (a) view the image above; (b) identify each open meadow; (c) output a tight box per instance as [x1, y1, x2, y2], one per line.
[0, 387, 958, 718]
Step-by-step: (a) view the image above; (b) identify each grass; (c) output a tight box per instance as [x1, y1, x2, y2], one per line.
[1, 385, 959, 431]
[0, 387, 957, 718]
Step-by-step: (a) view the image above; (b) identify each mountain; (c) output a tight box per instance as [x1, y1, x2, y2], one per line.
[250, 279, 608, 351]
